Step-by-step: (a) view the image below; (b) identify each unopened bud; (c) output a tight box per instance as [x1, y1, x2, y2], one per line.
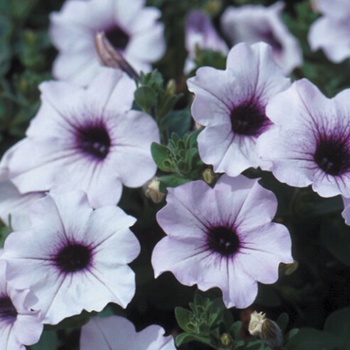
[145, 178, 165, 204]
[282, 261, 299, 276]
[202, 168, 215, 185]
[310, 0, 319, 12]
[194, 120, 204, 130]
[248, 311, 283, 347]
[203, 0, 222, 16]
[220, 333, 233, 346]
[95, 32, 140, 81]
[166, 79, 176, 96]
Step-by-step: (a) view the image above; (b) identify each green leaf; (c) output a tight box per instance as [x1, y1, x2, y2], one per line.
[134, 86, 157, 113]
[46, 311, 91, 331]
[324, 307, 350, 349]
[246, 339, 273, 349]
[208, 309, 222, 328]
[222, 309, 235, 334]
[0, 42, 12, 76]
[208, 298, 225, 327]
[31, 330, 58, 350]
[230, 321, 242, 340]
[320, 217, 350, 266]
[158, 174, 192, 190]
[141, 69, 164, 90]
[193, 48, 227, 71]
[157, 94, 182, 120]
[286, 328, 341, 350]
[0, 225, 11, 248]
[175, 332, 213, 347]
[276, 312, 289, 333]
[150, 142, 175, 172]
[255, 284, 281, 307]
[175, 307, 194, 333]
[286, 328, 299, 342]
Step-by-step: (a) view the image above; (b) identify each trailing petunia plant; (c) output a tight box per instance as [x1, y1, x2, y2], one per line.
[1, 0, 350, 349]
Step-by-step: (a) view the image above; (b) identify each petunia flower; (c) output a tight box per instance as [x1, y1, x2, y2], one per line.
[50, 0, 166, 86]
[308, 0, 350, 63]
[342, 198, 350, 225]
[221, 2, 302, 74]
[0, 142, 45, 231]
[151, 174, 293, 308]
[1, 190, 140, 325]
[5, 68, 159, 208]
[258, 78, 350, 198]
[184, 9, 228, 74]
[0, 261, 43, 350]
[187, 42, 290, 177]
[80, 316, 176, 350]
[0, 174, 44, 231]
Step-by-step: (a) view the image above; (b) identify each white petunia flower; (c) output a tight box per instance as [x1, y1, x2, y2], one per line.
[1, 190, 140, 325]
[50, 0, 166, 86]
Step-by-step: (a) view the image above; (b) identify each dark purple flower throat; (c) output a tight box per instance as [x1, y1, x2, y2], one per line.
[258, 29, 283, 52]
[106, 25, 130, 51]
[77, 122, 111, 160]
[314, 134, 350, 176]
[54, 242, 93, 274]
[0, 296, 17, 323]
[230, 99, 268, 136]
[206, 225, 240, 256]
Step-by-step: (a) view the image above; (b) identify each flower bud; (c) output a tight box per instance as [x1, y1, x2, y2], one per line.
[202, 168, 215, 185]
[248, 311, 283, 347]
[310, 0, 319, 12]
[220, 333, 233, 347]
[166, 79, 176, 96]
[145, 178, 165, 204]
[94, 32, 140, 81]
[282, 260, 299, 276]
[203, 0, 222, 16]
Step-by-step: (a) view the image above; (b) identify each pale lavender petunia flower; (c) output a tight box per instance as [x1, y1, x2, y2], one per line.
[1, 190, 140, 325]
[221, 2, 302, 74]
[0, 261, 43, 350]
[342, 198, 350, 225]
[184, 10, 228, 74]
[152, 174, 293, 308]
[0, 174, 44, 231]
[308, 0, 350, 63]
[187, 42, 290, 177]
[80, 316, 176, 350]
[258, 78, 350, 198]
[0, 142, 45, 231]
[5, 68, 159, 208]
[50, 0, 166, 86]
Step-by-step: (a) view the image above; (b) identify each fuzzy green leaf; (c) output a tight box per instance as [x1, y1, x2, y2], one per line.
[134, 86, 157, 113]
[175, 307, 194, 333]
[31, 330, 58, 350]
[324, 307, 350, 350]
[286, 328, 341, 350]
[175, 332, 213, 347]
[276, 312, 289, 333]
[321, 217, 350, 267]
[150, 142, 175, 172]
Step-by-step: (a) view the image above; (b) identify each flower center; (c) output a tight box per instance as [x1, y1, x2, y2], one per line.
[77, 123, 111, 160]
[230, 100, 268, 136]
[55, 243, 92, 273]
[314, 135, 350, 176]
[105, 25, 130, 51]
[206, 225, 240, 256]
[0, 296, 17, 323]
[258, 29, 283, 52]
